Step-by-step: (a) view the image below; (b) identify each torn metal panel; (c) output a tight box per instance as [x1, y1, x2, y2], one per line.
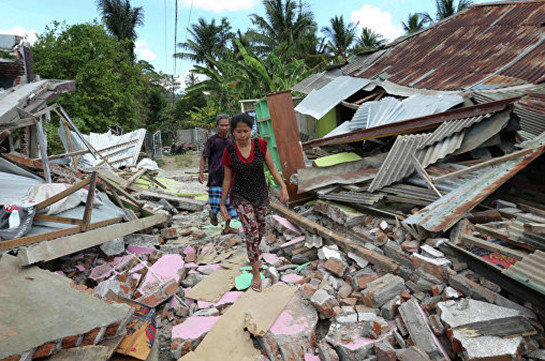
[302, 97, 519, 150]
[319, 191, 386, 206]
[294, 76, 371, 120]
[60, 127, 146, 169]
[407, 163, 490, 193]
[418, 115, 488, 148]
[503, 250, 545, 295]
[381, 184, 442, 203]
[291, 71, 339, 95]
[404, 133, 545, 232]
[296, 152, 386, 193]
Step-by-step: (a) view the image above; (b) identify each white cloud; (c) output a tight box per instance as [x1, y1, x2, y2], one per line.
[135, 40, 158, 61]
[0, 26, 39, 45]
[350, 4, 404, 42]
[181, 0, 254, 13]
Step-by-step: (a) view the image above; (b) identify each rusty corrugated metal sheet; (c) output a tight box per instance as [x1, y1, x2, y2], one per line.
[503, 250, 545, 295]
[296, 152, 386, 193]
[319, 191, 386, 206]
[403, 133, 545, 232]
[346, 2, 545, 90]
[291, 72, 339, 95]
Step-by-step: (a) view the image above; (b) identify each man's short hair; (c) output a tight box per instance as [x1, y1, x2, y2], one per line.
[216, 114, 231, 125]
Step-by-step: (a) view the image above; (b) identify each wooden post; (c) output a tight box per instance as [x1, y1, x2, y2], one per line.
[81, 172, 97, 231]
[266, 91, 309, 203]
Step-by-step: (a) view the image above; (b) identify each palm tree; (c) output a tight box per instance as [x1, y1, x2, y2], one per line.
[247, 0, 315, 56]
[96, 0, 144, 59]
[321, 15, 358, 64]
[435, 0, 473, 21]
[354, 27, 385, 52]
[174, 17, 233, 70]
[402, 13, 430, 34]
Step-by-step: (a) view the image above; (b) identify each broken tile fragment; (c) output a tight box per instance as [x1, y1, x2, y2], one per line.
[171, 316, 220, 359]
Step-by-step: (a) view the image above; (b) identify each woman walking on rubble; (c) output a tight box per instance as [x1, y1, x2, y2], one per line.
[220, 112, 289, 292]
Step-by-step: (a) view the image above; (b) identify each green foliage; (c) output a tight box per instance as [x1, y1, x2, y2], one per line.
[32, 21, 143, 133]
[321, 15, 358, 63]
[402, 13, 430, 34]
[354, 27, 386, 52]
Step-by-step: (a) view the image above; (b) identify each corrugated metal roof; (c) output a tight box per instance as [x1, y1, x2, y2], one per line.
[294, 76, 371, 120]
[382, 183, 442, 203]
[343, 2, 545, 91]
[404, 132, 545, 232]
[319, 191, 386, 206]
[341, 49, 388, 76]
[418, 115, 488, 148]
[291, 72, 339, 95]
[503, 250, 545, 295]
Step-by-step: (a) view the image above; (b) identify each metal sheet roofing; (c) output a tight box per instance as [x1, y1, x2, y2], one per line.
[291, 72, 339, 95]
[418, 115, 488, 148]
[503, 250, 545, 295]
[404, 132, 545, 232]
[294, 76, 371, 120]
[319, 191, 386, 206]
[343, 1, 545, 91]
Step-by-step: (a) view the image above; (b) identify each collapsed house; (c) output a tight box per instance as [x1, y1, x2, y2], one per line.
[2, 2, 545, 361]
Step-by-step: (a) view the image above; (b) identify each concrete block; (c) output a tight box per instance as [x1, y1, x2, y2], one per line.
[135, 279, 180, 307]
[270, 215, 304, 238]
[420, 244, 445, 259]
[260, 292, 319, 361]
[314, 200, 367, 227]
[324, 258, 349, 278]
[347, 252, 369, 269]
[99, 237, 125, 256]
[397, 346, 433, 361]
[412, 254, 451, 281]
[310, 289, 339, 318]
[361, 274, 405, 308]
[138, 254, 185, 295]
[317, 339, 340, 361]
[325, 320, 393, 361]
[448, 274, 497, 303]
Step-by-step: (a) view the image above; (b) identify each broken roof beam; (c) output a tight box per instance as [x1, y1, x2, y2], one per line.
[269, 201, 399, 273]
[18, 213, 168, 266]
[302, 97, 520, 150]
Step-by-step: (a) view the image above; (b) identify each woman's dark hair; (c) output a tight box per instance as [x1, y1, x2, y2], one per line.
[216, 114, 231, 125]
[231, 112, 254, 131]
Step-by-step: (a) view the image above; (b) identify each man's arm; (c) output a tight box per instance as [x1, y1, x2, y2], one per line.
[198, 156, 206, 184]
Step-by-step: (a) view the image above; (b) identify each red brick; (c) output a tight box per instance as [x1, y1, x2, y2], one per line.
[32, 341, 58, 358]
[81, 327, 101, 346]
[0, 355, 22, 361]
[354, 273, 382, 291]
[104, 321, 122, 338]
[61, 335, 79, 349]
[401, 240, 420, 253]
[324, 258, 349, 278]
[302, 284, 318, 298]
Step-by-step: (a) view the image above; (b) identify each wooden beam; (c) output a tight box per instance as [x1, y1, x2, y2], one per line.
[36, 177, 92, 211]
[411, 155, 442, 198]
[0, 217, 123, 251]
[432, 148, 535, 183]
[137, 190, 205, 212]
[523, 223, 545, 234]
[120, 168, 146, 189]
[81, 172, 97, 231]
[143, 172, 167, 189]
[341, 101, 359, 110]
[475, 224, 536, 251]
[33, 214, 85, 225]
[99, 175, 143, 207]
[462, 234, 526, 261]
[269, 201, 400, 273]
[18, 213, 168, 265]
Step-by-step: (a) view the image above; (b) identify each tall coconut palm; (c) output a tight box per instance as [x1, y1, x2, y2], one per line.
[174, 17, 233, 70]
[247, 0, 315, 57]
[435, 0, 473, 21]
[402, 13, 430, 34]
[96, 0, 143, 59]
[354, 27, 385, 53]
[321, 15, 358, 64]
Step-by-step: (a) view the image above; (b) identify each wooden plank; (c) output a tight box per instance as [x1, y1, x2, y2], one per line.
[432, 148, 535, 183]
[455, 315, 536, 338]
[523, 223, 545, 234]
[36, 177, 92, 211]
[143, 172, 167, 189]
[99, 175, 143, 207]
[411, 155, 442, 198]
[120, 168, 146, 189]
[33, 214, 85, 225]
[475, 224, 536, 251]
[462, 234, 526, 261]
[18, 214, 168, 265]
[138, 190, 205, 212]
[270, 201, 399, 273]
[81, 172, 97, 231]
[0, 217, 123, 250]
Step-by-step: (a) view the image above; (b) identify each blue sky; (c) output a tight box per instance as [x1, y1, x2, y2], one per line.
[1, 0, 498, 86]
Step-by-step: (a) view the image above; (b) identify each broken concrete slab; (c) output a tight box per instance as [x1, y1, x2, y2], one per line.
[100, 238, 125, 256]
[437, 299, 526, 361]
[314, 200, 367, 227]
[180, 284, 297, 361]
[0, 255, 133, 360]
[399, 299, 447, 361]
[138, 254, 185, 295]
[325, 320, 393, 360]
[260, 292, 319, 361]
[185, 269, 240, 303]
[137, 190, 205, 211]
[18, 214, 168, 266]
[361, 274, 405, 308]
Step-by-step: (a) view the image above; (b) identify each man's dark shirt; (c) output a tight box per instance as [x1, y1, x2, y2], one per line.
[202, 134, 233, 187]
